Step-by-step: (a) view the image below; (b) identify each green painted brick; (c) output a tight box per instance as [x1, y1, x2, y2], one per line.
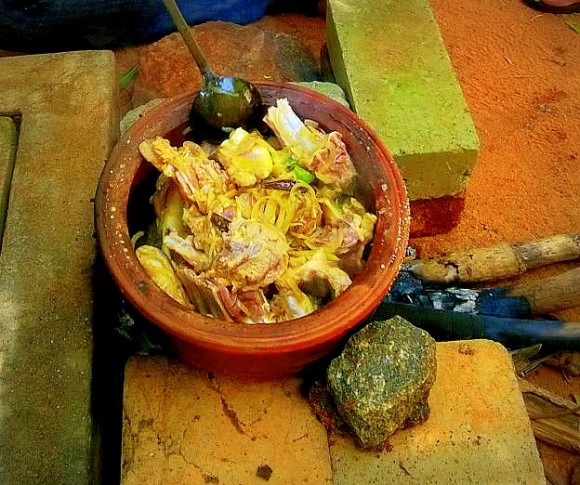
[327, 0, 480, 200]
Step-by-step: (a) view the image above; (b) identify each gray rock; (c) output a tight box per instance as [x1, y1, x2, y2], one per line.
[291, 81, 350, 107]
[327, 316, 437, 449]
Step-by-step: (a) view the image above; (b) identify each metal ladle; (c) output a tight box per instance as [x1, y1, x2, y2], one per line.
[162, 0, 262, 131]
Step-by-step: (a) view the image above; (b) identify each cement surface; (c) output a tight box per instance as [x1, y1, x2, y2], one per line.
[0, 50, 118, 484]
[326, 0, 480, 200]
[122, 340, 544, 484]
[0, 116, 17, 244]
[122, 356, 333, 485]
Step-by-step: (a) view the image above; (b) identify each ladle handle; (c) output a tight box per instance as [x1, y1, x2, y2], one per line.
[162, 0, 211, 75]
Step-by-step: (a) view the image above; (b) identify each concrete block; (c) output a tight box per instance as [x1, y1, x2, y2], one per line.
[0, 51, 118, 484]
[330, 340, 545, 484]
[327, 0, 480, 200]
[122, 356, 333, 484]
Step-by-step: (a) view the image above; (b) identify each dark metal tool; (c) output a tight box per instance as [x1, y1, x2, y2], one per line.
[163, 0, 262, 131]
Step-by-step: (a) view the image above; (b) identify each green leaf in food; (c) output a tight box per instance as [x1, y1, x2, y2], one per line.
[293, 165, 316, 184]
[285, 154, 298, 170]
[285, 154, 315, 184]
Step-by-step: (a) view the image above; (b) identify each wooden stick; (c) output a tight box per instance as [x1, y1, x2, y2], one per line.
[519, 379, 580, 412]
[529, 405, 580, 420]
[519, 379, 580, 454]
[527, 418, 580, 454]
[407, 233, 580, 284]
[545, 352, 580, 377]
[508, 267, 580, 315]
[515, 234, 580, 269]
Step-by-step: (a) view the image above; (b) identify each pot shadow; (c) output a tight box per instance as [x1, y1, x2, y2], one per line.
[91, 256, 171, 484]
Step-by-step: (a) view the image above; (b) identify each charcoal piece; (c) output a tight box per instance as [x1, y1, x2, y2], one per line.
[327, 316, 437, 450]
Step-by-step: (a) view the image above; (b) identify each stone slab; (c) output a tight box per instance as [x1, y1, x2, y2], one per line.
[122, 341, 544, 484]
[330, 340, 545, 484]
[326, 0, 480, 200]
[122, 356, 333, 485]
[0, 51, 118, 484]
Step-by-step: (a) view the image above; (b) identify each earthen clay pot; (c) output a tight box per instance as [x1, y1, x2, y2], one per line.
[95, 83, 410, 380]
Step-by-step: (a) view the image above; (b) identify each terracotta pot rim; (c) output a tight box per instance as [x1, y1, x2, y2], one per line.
[95, 82, 410, 356]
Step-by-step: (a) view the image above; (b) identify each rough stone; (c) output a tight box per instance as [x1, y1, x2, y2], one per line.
[326, 0, 480, 200]
[136, 21, 320, 99]
[257, 13, 326, 62]
[327, 316, 437, 449]
[120, 98, 165, 134]
[0, 51, 118, 484]
[330, 340, 546, 484]
[121, 356, 333, 484]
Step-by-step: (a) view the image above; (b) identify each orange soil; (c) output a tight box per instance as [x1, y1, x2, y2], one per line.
[421, 0, 579, 256]
[422, 1, 580, 482]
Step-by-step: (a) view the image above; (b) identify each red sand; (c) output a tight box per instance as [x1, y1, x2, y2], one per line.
[422, 2, 580, 481]
[420, 0, 579, 256]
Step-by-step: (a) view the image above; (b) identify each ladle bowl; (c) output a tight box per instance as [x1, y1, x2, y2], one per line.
[163, 0, 262, 131]
[192, 71, 262, 130]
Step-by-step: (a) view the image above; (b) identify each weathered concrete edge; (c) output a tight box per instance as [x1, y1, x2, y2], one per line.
[0, 116, 17, 246]
[0, 50, 119, 484]
[396, 147, 479, 200]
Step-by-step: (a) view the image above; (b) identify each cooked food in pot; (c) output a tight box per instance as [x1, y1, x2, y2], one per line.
[134, 98, 377, 323]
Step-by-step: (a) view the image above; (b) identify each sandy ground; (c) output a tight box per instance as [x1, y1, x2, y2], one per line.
[422, 0, 579, 254]
[416, 2, 580, 482]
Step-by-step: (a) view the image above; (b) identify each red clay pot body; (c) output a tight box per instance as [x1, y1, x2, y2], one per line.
[95, 83, 410, 380]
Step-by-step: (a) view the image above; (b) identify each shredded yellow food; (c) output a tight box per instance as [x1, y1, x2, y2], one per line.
[134, 98, 377, 324]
